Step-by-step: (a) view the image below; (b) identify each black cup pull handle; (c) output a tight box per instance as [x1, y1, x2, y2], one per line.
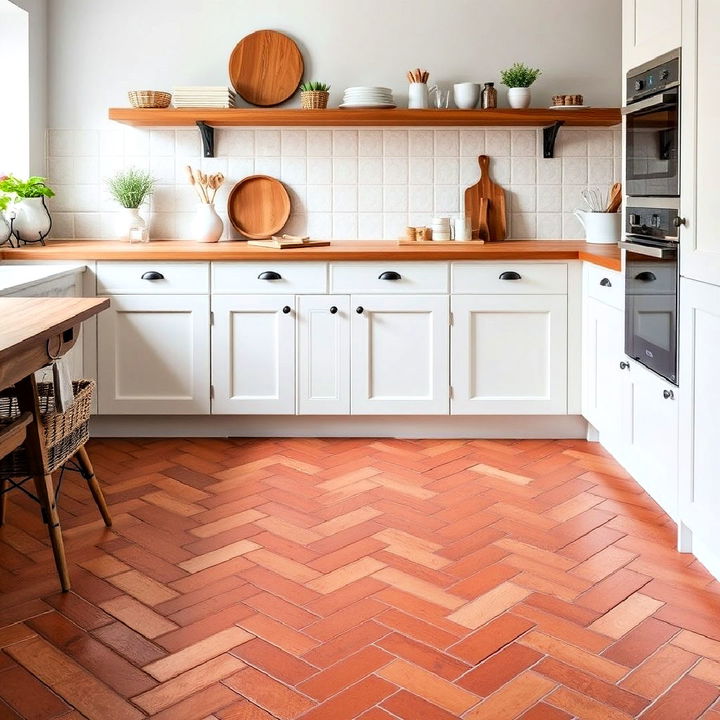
[499, 271, 522, 280]
[356, 306, 364, 314]
[282, 306, 292, 314]
[635, 271, 657, 282]
[141, 271, 164, 280]
[663, 389, 674, 400]
[378, 271, 402, 281]
[600, 277, 612, 287]
[258, 271, 282, 280]
[330, 306, 338, 314]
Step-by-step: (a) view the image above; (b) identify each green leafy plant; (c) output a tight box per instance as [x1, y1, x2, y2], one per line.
[299, 81, 330, 92]
[0, 174, 55, 199]
[0, 195, 10, 213]
[106, 168, 155, 208]
[499, 62, 542, 88]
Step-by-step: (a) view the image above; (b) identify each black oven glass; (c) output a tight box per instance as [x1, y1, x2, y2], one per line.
[624, 244, 678, 384]
[626, 88, 679, 197]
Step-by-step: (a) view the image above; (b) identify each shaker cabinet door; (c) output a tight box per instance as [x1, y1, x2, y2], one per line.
[622, 0, 681, 74]
[297, 295, 350, 415]
[350, 295, 449, 415]
[211, 295, 296, 414]
[97, 294, 210, 414]
[451, 295, 567, 415]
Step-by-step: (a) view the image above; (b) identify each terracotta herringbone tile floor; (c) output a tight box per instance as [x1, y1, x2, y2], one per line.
[0, 438, 720, 719]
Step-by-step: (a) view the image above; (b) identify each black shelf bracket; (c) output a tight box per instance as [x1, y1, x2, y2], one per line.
[543, 120, 565, 159]
[197, 121, 215, 158]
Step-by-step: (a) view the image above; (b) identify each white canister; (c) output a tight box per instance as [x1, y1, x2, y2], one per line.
[574, 210, 621, 244]
[408, 82, 429, 109]
[431, 217, 453, 241]
[453, 216, 472, 241]
[453, 82, 480, 110]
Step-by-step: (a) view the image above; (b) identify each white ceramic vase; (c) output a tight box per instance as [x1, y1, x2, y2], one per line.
[12, 197, 52, 242]
[116, 207, 146, 241]
[0, 214, 11, 245]
[193, 203, 223, 243]
[507, 87, 532, 109]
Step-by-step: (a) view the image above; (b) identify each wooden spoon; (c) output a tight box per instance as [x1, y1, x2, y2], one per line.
[606, 182, 622, 213]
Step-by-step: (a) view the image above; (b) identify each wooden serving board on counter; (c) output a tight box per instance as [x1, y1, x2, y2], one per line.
[464, 155, 507, 241]
[248, 235, 331, 249]
[397, 240, 486, 246]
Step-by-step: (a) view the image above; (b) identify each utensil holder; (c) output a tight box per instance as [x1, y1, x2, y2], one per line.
[408, 83, 429, 109]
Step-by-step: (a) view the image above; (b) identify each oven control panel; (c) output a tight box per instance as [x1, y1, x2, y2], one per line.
[626, 206, 680, 242]
[626, 50, 680, 103]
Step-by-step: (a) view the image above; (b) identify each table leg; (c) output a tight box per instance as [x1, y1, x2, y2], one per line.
[0, 478, 7, 525]
[14, 375, 71, 592]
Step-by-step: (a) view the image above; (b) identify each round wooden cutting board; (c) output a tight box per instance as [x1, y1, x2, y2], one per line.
[227, 175, 291, 239]
[229, 29, 304, 106]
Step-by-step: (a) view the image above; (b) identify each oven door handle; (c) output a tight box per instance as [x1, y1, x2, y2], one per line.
[622, 92, 678, 115]
[618, 240, 677, 259]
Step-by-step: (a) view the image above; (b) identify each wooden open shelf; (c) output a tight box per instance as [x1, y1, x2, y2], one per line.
[108, 107, 621, 128]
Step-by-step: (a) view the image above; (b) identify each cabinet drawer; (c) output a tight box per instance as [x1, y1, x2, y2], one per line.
[330, 262, 448, 294]
[585, 264, 624, 310]
[452, 263, 567, 294]
[97, 262, 209, 294]
[212, 262, 326, 294]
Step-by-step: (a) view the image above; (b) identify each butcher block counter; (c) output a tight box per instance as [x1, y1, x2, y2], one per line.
[0, 239, 621, 271]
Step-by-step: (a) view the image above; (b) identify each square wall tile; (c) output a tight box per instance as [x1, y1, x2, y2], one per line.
[333, 185, 357, 212]
[307, 157, 332, 184]
[409, 130, 433, 156]
[255, 130, 281, 156]
[383, 130, 408, 157]
[358, 212, 383, 238]
[219, 129, 254, 156]
[307, 130, 332, 156]
[511, 157, 536, 184]
[435, 158, 459, 185]
[333, 157, 358, 184]
[511, 130, 536, 157]
[281, 157, 307, 185]
[333, 130, 358, 156]
[358, 157, 383, 185]
[358, 130, 382, 156]
[281, 130, 307, 157]
[459, 129, 484, 157]
[434, 130, 459, 156]
[358, 185, 383, 212]
[563, 157, 588, 185]
[307, 185, 332, 212]
[485, 129, 510, 156]
[409, 157, 434, 184]
[333, 213, 358, 239]
[383, 185, 408, 212]
[384, 157, 408, 184]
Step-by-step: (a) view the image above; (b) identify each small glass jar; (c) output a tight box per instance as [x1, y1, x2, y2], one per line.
[481, 82, 497, 109]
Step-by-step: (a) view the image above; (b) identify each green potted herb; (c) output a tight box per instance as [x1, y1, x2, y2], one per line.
[499, 62, 542, 108]
[0, 175, 55, 243]
[299, 81, 331, 109]
[106, 168, 155, 241]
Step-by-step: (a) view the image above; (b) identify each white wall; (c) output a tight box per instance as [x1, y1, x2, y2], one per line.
[48, 0, 621, 127]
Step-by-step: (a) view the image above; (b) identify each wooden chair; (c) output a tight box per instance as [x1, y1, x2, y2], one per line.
[0, 412, 33, 526]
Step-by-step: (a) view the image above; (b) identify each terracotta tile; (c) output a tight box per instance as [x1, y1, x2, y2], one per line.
[223, 666, 314, 720]
[450, 562, 520, 599]
[92, 621, 167, 666]
[518, 703, 572, 720]
[108, 569, 179, 606]
[620, 644, 699, 698]
[302, 620, 390, 668]
[493, 538, 576, 571]
[560, 526, 626, 562]
[79, 554, 132, 578]
[150, 683, 239, 720]
[100, 595, 178, 639]
[450, 613, 534, 664]
[43, 592, 113, 631]
[304, 577, 386, 617]
[378, 659, 479, 714]
[177, 540, 260, 574]
[299, 675, 396, 720]
[377, 632, 469, 681]
[298, 645, 392, 701]
[371, 567, 463, 610]
[0, 665, 70, 719]
[189, 509, 266, 538]
[381, 690, 460, 720]
[656, 605, 720, 641]
[588, 592, 664, 639]
[241, 567, 320, 606]
[244, 592, 318, 629]
[641, 676, 720, 720]
[535, 657, 648, 715]
[144, 626, 253, 681]
[672, 630, 720, 663]
[570, 545, 637, 582]
[217, 700, 278, 720]
[306, 557, 386, 594]
[239, 614, 318, 657]
[691, 657, 720, 686]
[603, 617, 678, 666]
[231, 638, 317, 685]
[576, 568, 652, 613]
[376, 608, 461, 650]
[459, 643, 542, 696]
[449, 582, 531, 629]
[308, 537, 386, 574]
[546, 686, 634, 720]
[157, 576, 246, 616]
[464, 671, 556, 720]
[305, 598, 384, 641]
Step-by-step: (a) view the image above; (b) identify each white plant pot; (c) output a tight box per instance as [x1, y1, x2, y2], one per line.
[507, 87, 532, 109]
[192, 203, 223, 243]
[0, 214, 11, 245]
[116, 207, 146, 241]
[12, 197, 52, 242]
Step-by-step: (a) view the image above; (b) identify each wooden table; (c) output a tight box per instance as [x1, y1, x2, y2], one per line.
[0, 297, 109, 590]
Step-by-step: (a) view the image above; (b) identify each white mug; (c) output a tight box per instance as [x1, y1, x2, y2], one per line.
[453, 82, 480, 110]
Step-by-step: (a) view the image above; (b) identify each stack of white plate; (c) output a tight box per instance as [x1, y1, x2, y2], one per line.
[340, 86, 395, 109]
[172, 87, 237, 108]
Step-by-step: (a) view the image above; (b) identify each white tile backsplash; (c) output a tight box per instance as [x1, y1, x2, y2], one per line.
[48, 125, 619, 240]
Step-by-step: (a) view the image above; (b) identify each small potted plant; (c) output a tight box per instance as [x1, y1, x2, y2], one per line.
[0, 175, 55, 244]
[106, 168, 155, 241]
[299, 81, 330, 109]
[500, 62, 542, 109]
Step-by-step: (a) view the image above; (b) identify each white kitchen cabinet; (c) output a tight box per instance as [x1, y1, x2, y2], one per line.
[620, 359, 679, 519]
[622, 0, 681, 75]
[680, 0, 720, 286]
[212, 294, 295, 414]
[97, 294, 210, 414]
[297, 295, 350, 415]
[451, 295, 567, 415]
[351, 295, 449, 415]
[678, 278, 720, 574]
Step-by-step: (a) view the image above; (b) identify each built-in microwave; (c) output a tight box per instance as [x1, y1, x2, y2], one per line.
[623, 49, 680, 198]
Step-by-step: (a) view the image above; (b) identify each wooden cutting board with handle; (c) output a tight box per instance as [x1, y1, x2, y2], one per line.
[464, 155, 507, 241]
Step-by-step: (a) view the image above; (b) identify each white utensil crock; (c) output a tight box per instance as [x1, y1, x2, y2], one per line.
[408, 82, 429, 109]
[453, 216, 472, 241]
[453, 82, 480, 109]
[193, 203, 223, 243]
[574, 210, 621, 245]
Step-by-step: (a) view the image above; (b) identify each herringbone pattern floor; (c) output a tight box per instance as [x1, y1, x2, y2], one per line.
[0, 437, 719, 719]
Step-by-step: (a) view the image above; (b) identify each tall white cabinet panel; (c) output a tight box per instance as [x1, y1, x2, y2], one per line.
[212, 295, 295, 414]
[622, 0, 681, 73]
[97, 295, 210, 414]
[582, 297, 625, 454]
[679, 278, 720, 573]
[351, 295, 449, 415]
[621, 360, 679, 519]
[297, 295, 350, 415]
[680, 0, 720, 286]
[451, 295, 567, 415]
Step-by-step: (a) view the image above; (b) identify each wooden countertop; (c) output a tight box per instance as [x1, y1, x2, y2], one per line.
[0, 239, 622, 271]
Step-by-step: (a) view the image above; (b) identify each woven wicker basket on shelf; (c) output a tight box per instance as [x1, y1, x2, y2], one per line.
[0, 380, 94, 476]
[128, 90, 172, 109]
[300, 91, 330, 109]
